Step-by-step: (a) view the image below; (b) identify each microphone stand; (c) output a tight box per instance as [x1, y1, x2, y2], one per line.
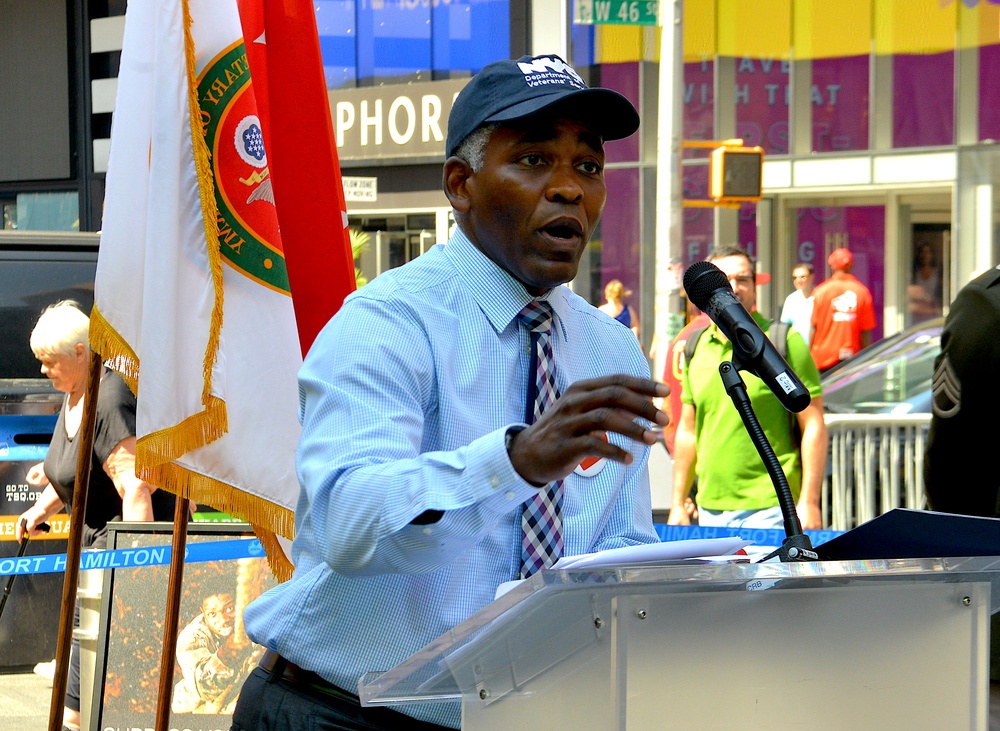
[717, 361, 817, 562]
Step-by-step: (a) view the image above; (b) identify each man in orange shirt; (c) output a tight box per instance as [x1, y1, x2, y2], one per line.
[810, 248, 876, 371]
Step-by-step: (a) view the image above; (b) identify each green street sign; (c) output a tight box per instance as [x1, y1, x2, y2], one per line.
[575, 0, 660, 26]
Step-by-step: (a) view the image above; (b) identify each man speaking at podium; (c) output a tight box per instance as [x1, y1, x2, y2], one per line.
[229, 54, 669, 731]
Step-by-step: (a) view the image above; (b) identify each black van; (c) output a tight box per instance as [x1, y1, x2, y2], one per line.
[0, 230, 99, 379]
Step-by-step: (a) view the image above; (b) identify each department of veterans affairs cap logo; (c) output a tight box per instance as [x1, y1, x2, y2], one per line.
[198, 41, 289, 295]
[516, 56, 587, 89]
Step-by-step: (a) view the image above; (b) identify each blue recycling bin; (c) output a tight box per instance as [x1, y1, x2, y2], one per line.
[0, 379, 63, 671]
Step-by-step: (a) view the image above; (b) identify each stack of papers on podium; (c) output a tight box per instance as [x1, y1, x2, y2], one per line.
[553, 536, 753, 570]
[496, 537, 752, 599]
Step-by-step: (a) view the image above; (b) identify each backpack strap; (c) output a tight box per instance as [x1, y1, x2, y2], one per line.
[768, 320, 791, 360]
[682, 325, 710, 368]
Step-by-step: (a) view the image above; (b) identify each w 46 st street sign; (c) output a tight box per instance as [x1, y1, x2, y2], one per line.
[576, 0, 660, 26]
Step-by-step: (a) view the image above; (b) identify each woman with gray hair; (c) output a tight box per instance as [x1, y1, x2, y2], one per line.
[16, 300, 174, 731]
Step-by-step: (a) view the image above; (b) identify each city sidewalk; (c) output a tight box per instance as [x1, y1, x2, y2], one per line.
[0, 670, 53, 730]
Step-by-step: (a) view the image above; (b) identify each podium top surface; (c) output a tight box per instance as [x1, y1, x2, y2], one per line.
[357, 555, 1000, 706]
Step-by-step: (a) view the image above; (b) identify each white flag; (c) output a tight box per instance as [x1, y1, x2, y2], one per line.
[91, 0, 303, 578]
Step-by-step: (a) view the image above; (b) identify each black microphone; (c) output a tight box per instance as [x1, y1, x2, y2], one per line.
[683, 261, 811, 413]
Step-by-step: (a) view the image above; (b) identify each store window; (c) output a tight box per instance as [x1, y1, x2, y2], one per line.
[349, 212, 438, 281]
[721, 0, 791, 154]
[680, 164, 712, 267]
[979, 44, 1000, 142]
[893, 52, 954, 148]
[683, 58, 714, 157]
[811, 55, 869, 152]
[583, 168, 642, 310]
[431, 0, 509, 77]
[678, 201, 760, 268]
[733, 54, 790, 154]
[677, 169, 760, 264]
[6, 192, 80, 231]
[793, 0, 871, 154]
[794, 205, 885, 342]
[569, 23, 594, 70]
[738, 202, 758, 254]
[356, 0, 432, 84]
[906, 224, 947, 326]
[599, 63, 641, 164]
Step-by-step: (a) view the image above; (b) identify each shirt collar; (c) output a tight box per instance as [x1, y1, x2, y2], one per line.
[444, 226, 558, 334]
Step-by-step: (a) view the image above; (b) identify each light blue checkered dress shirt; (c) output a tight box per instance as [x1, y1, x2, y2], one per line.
[243, 228, 658, 728]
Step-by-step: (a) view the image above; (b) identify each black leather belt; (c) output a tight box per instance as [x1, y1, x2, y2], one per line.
[259, 649, 361, 706]
[258, 649, 452, 730]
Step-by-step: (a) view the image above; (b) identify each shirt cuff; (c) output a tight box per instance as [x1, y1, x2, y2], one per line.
[463, 424, 538, 505]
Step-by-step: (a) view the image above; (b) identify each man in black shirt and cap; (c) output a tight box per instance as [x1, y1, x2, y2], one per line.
[925, 265, 1000, 516]
[924, 264, 1000, 717]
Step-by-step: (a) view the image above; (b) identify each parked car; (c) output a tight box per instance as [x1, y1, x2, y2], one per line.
[819, 317, 944, 415]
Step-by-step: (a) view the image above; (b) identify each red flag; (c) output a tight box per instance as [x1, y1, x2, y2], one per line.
[237, 0, 357, 356]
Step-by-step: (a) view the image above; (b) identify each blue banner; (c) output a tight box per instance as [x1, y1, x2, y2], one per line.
[654, 524, 845, 546]
[1, 527, 847, 577]
[0, 537, 266, 577]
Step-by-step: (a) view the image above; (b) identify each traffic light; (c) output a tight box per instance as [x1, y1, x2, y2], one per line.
[710, 145, 764, 203]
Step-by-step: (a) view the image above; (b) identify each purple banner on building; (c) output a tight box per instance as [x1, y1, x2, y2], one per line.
[980, 44, 1000, 141]
[733, 56, 791, 154]
[812, 56, 869, 152]
[894, 52, 954, 148]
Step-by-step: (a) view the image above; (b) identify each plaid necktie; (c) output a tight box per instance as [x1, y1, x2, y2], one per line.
[516, 300, 564, 578]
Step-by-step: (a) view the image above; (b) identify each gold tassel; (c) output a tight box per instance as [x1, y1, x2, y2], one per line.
[140, 459, 295, 581]
[88, 306, 140, 395]
[135, 397, 228, 469]
[181, 0, 226, 411]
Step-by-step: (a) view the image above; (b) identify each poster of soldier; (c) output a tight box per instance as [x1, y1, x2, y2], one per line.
[93, 524, 277, 731]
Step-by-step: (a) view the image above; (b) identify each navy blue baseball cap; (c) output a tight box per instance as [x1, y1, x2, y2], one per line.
[446, 54, 640, 157]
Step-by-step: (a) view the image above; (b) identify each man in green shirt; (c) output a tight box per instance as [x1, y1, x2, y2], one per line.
[668, 244, 828, 530]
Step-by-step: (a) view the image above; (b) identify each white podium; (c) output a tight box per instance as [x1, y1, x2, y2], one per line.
[358, 556, 1000, 730]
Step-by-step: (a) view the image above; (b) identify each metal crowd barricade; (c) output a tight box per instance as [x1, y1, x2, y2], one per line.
[823, 414, 932, 531]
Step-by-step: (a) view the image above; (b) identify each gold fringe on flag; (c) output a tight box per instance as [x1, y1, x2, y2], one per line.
[135, 399, 228, 468]
[91, 305, 231, 470]
[182, 0, 227, 412]
[91, 307, 293, 580]
[88, 306, 140, 395]
[141, 459, 295, 582]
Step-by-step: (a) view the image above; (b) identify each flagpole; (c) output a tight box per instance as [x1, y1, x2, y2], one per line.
[154, 495, 190, 731]
[47, 350, 102, 731]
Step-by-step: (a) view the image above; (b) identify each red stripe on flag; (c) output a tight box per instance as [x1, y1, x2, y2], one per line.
[239, 0, 357, 357]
